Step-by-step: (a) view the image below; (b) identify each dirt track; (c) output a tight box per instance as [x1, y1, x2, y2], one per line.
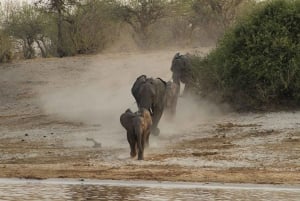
[0, 49, 299, 184]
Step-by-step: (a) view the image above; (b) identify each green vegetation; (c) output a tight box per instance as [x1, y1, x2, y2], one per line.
[0, 0, 251, 61]
[4, 4, 52, 58]
[0, 30, 12, 62]
[1, 0, 298, 110]
[117, 0, 166, 49]
[191, 0, 300, 110]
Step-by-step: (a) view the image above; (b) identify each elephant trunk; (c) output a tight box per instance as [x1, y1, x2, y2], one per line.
[172, 73, 180, 85]
[138, 100, 152, 115]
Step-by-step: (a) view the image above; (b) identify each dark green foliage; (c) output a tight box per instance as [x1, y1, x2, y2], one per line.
[1, 0, 249, 58]
[68, 0, 119, 54]
[35, 0, 79, 57]
[34, 0, 118, 56]
[192, 0, 300, 109]
[4, 4, 52, 59]
[0, 31, 12, 63]
[116, 0, 166, 49]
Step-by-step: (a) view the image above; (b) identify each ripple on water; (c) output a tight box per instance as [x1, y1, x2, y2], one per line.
[0, 182, 299, 201]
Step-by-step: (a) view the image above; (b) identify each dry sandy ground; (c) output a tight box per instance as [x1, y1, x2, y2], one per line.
[0, 49, 299, 184]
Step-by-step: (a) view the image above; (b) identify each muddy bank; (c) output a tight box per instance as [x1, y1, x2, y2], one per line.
[0, 49, 299, 184]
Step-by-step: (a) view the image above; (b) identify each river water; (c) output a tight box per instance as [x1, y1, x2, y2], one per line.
[0, 179, 299, 201]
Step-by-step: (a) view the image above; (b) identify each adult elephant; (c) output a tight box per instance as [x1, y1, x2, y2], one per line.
[170, 52, 193, 96]
[131, 75, 167, 136]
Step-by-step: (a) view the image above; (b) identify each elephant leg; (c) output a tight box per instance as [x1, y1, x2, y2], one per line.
[137, 134, 144, 160]
[182, 83, 191, 97]
[127, 132, 136, 157]
[145, 129, 150, 148]
[151, 107, 163, 136]
[171, 95, 179, 117]
[135, 126, 144, 160]
[138, 140, 145, 160]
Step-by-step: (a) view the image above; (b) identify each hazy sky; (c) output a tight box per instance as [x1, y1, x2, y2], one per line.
[0, 0, 34, 4]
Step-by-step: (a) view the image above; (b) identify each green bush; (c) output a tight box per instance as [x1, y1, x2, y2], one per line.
[68, 0, 119, 54]
[192, 0, 300, 110]
[0, 31, 12, 63]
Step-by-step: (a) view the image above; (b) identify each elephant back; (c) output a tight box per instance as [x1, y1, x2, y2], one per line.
[131, 75, 167, 113]
[151, 78, 167, 104]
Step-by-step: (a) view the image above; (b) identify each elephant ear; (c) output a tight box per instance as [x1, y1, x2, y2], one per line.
[173, 52, 180, 60]
[182, 54, 191, 67]
[136, 74, 147, 81]
[132, 75, 147, 99]
[166, 81, 172, 89]
[120, 109, 137, 129]
[156, 77, 167, 86]
[120, 112, 130, 130]
[171, 53, 182, 72]
[138, 108, 146, 116]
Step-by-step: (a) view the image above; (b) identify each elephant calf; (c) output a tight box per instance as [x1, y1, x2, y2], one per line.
[164, 81, 180, 120]
[120, 108, 152, 160]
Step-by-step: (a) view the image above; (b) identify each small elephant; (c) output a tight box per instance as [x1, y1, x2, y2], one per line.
[170, 52, 193, 96]
[164, 81, 180, 120]
[131, 75, 167, 136]
[120, 108, 152, 160]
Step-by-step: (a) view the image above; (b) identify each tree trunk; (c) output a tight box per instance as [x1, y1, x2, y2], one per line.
[35, 39, 47, 58]
[57, 9, 65, 57]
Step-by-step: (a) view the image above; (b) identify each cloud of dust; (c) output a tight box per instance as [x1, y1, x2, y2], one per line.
[158, 93, 225, 140]
[37, 50, 225, 149]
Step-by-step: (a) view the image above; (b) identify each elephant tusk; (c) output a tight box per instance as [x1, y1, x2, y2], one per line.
[149, 108, 153, 115]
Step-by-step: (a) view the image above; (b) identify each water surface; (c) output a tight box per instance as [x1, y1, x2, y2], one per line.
[0, 179, 299, 201]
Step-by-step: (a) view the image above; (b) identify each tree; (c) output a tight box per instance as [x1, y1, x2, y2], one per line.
[4, 4, 50, 59]
[67, 0, 119, 53]
[191, 0, 251, 36]
[117, 0, 166, 48]
[191, 0, 300, 109]
[164, 0, 195, 46]
[35, 0, 78, 57]
[0, 30, 12, 62]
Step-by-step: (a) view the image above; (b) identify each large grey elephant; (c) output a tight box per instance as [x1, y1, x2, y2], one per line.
[170, 52, 193, 96]
[120, 108, 152, 160]
[131, 75, 167, 136]
[164, 81, 180, 120]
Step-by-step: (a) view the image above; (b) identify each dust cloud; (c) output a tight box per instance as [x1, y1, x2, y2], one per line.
[37, 49, 223, 148]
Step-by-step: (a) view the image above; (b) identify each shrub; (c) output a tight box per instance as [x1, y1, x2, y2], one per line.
[68, 0, 119, 54]
[192, 0, 300, 110]
[0, 31, 12, 63]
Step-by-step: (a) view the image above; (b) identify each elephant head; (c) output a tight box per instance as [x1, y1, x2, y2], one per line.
[120, 109, 137, 157]
[135, 79, 156, 113]
[170, 52, 193, 95]
[131, 75, 167, 136]
[120, 109, 134, 130]
[120, 108, 152, 160]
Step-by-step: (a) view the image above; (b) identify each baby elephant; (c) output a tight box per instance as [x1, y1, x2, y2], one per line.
[120, 108, 152, 160]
